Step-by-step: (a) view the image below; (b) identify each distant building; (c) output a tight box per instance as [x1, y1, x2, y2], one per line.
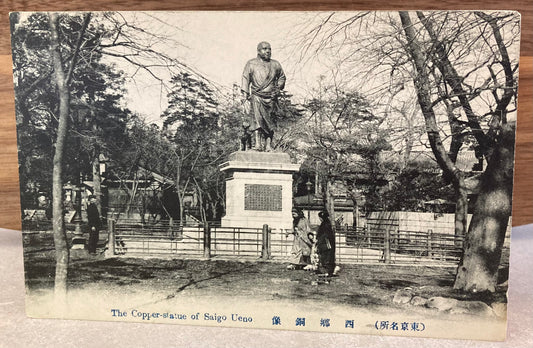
[293, 149, 483, 227]
[293, 192, 356, 227]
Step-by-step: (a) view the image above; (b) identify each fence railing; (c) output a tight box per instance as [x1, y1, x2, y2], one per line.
[110, 220, 203, 256]
[109, 219, 282, 260]
[106, 219, 491, 266]
[21, 215, 511, 267]
[335, 226, 464, 265]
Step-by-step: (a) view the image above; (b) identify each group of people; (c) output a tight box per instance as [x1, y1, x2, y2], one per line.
[287, 209, 339, 278]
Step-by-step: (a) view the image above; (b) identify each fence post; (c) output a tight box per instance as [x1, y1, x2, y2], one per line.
[261, 224, 270, 260]
[105, 219, 115, 257]
[268, 227, 272, 259]
[427, 229, 433, 258]
[203, 223, 211, 259]
[384, 228, 391, 264]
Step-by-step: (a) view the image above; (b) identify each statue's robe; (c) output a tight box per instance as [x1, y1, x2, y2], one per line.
[241, 57, 286, 136]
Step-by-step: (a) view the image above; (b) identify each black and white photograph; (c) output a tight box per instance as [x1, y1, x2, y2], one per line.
[10, 10, 521, 340]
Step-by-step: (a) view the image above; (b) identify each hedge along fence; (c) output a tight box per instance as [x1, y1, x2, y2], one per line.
[104, 218, 509, 267]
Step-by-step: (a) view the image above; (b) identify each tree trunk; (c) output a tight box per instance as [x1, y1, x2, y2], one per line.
[454, 124, 514, 292]
[453, 173, 468, 247]
[48, 12, 91, 302]
[403, 124, 413, 170]
[209, 202, 214, 222]
[178, 197, 185, 227]
[175, 168, 185, 227]
[353, 199, 359, 228]
[92, 154, 102, 216]
[325, 179, 335, 224]
[48, 13, 70, 301]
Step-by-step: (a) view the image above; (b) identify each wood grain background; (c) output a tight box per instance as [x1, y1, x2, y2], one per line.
[0, 1, 531, 230]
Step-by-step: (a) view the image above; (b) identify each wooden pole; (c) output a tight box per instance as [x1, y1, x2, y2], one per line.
[384, 228, 391, 264]
[261, 224, 269, 260]
[203, 223, 211, 259]
[427, 229, 433, 258]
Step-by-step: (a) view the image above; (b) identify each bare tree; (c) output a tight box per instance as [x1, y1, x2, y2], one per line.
[48, 12, 91, 300]
[293, 10, 519, 292]
[399, 11, 518, 292]
[453, 12, 517, 292]
[301, 84, 391, 222]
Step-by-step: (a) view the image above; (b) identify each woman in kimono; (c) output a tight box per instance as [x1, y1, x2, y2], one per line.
[287, 209, 313, 270]
[316, 211, 336, 276]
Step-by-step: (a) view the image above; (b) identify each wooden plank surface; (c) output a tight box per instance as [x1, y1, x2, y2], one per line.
[0, 1, 531, 230]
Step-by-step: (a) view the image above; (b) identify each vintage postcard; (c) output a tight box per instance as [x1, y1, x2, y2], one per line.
[11, 11, 520, 340]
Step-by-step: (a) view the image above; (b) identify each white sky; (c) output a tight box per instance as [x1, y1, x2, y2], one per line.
[118, 12, 333, 124]
[102, 10, 520, 154]
[16, 10, 519, 133]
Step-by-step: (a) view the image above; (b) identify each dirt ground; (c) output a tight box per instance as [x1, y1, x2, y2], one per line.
[23, 232, 508, 317]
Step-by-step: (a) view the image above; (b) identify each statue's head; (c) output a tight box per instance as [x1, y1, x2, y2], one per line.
[257, 41, 271, 61]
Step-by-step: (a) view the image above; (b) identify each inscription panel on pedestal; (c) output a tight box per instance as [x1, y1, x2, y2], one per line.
[244, 184, 282, 211]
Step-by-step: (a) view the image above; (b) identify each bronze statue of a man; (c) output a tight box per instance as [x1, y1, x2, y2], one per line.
[241, 41, 286, 151]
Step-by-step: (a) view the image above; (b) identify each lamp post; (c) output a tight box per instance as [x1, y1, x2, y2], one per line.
[305, 180, 313, 221]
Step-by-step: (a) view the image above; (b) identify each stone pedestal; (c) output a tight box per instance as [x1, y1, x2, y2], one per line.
[220, 151, 300, 230]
